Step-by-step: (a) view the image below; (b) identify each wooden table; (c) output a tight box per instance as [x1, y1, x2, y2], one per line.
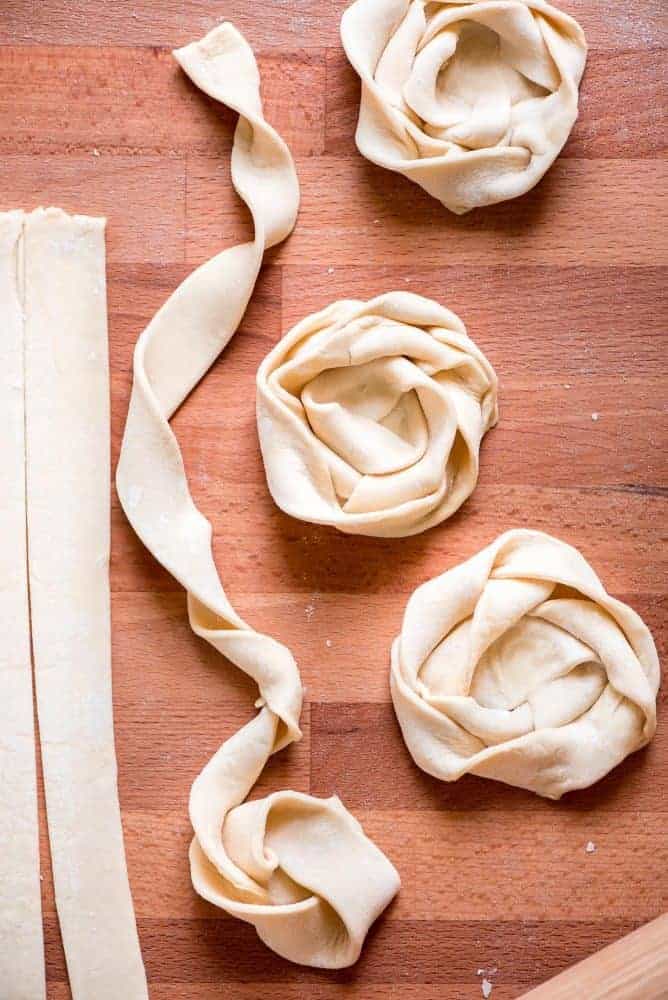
[2, 2, 666, 997]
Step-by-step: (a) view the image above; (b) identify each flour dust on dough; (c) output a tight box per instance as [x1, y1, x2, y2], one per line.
[341, 0, 587, 213]
[257, 291, 498, 537]
[116, 24, 400, 968]
[391, 530, 659, 798]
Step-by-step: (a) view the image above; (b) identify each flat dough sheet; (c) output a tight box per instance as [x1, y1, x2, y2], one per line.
[0, 213, 45, 1000]
[0, 207, 147, 999]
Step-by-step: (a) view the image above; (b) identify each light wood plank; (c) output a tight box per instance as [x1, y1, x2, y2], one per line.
[324, 49, 668, 159]
[310, 699, 668, 811]
[2, 0, 665, 50]
[0, 47, 325, 157]
[0, 155, 185, 264]
[187, 157, 668, 267]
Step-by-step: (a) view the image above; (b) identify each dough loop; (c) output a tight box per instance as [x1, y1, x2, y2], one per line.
[341, 0, 587, 213]
[257, 292, 498, 537]
[117, 24, 399, 968]
[391, 530, 659, 798]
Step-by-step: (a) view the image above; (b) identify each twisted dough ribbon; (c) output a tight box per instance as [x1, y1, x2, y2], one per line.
[117, 24, 399, 968]
[341, 0, 587, 213]
[257, 291, 498, 537]
[391, 530, 659, 798]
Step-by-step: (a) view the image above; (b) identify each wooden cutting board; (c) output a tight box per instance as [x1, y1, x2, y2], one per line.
[1, 2, 666, 997]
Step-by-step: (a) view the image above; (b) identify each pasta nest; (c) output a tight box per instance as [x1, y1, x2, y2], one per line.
[341, 0, 587, 212]
[391, 530, 659, 798]
[257, 291, 498, 537]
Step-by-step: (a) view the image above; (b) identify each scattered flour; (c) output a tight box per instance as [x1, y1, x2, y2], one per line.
[126, 485, 144, 509]
[477, 966, 497, 997]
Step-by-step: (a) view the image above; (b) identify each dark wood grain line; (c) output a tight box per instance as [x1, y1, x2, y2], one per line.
[600, 484, 668, 497]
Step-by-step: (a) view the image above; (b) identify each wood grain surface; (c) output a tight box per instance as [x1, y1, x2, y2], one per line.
[2, 2, 667, 998]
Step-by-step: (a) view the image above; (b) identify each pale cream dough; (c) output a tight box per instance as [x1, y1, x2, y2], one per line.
[391, 529, 660, 798]
[341, 0, 587, 213]
[257, 292, 498, 537]
[0, 212, 45, 1000]
[0, 208, 147, 999]
[116, 24, 400, 968]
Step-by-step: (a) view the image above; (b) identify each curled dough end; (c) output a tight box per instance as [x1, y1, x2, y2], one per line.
[189, 712, 400, 968]
[391, 529, 659, 798]
[117, 23, 399, 968]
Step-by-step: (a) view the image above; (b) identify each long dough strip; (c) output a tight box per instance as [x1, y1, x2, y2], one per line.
[22, 208, 148, 998]
[0, 213, 45, 1000]
[117, 24, 400, 969]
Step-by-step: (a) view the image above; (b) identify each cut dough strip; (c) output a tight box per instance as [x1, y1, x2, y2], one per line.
[0, 208, 147, 999]
[0, 213, 45, 1000]
[117, 23, 400, 968]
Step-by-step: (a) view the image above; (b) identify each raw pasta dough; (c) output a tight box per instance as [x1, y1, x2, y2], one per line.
[341, 0, 587, 213]
[257, 292, 498, 537]
[0, 212, 44, 1000]
[391, 530, 659, 798]
[117, 24, 400, 968]
[0, 208, 147, 999]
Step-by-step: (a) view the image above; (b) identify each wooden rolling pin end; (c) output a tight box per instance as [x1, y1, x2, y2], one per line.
[519, 913, 668, 999]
